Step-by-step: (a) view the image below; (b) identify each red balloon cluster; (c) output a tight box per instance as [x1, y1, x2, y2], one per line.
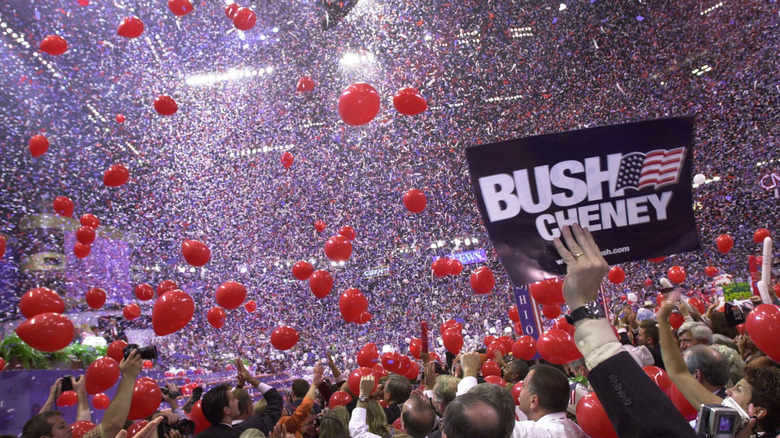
[117, 17, 144, 38]
[292, 261, 314, 280]
[53, 196, 74, 217]
[324, 235, 352, 262]
[338, 83, 381, 126]
[154, 95, 178, 115]
[470, 267, 495, 294]
[529, 277, 565, 305]
[432, 258, 462, 277]
[441, 320, 464, 355]
[168, 0, 194, 16]
[152, 290, 194, 336]
[85, 288, 106, 309]
[16, 312, 74, 352]
[182, 240, 211, 266]
[537, 329, 581, 364]
[19, 287, 65, 318]
[40, 35, 67, 55]
[216, 281, 247, 309]
[716, 234, 734, 253]
[393, 87, 428, 115]
[309, 270, 333, 298]
[339, 288, 369, 322]
[281, 151, 294, 169]
[207, 307, 226, 329]
[29, 135, 50, 157]
[270, 326, 299, 350]
[297, 76, 316, 92]
[104, 164, 130, 187]
[403, 188, 427, 213]
[608, 266, 626, 284]
[85, 357, 120, 394]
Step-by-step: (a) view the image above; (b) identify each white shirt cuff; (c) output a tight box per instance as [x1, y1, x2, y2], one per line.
[574, 318, 624, 370]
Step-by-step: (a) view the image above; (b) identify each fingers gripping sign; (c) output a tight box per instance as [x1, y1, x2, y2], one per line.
[552, 224, 609, 309]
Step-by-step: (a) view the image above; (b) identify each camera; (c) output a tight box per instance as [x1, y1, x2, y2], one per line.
[160, 386, 182, 399]
[123, 344, 158, 360]
[158, 419, 195, 438]
[60, 375, 73, 392]
[695, 404, 740, 438]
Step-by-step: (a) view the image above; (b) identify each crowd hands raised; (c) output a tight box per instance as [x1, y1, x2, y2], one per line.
[22, 226, 780, 438]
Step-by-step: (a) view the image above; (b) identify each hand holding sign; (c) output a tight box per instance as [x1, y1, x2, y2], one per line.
[552, 224, 609, 310]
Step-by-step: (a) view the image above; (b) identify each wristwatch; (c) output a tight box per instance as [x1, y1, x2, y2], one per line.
[358, 395, 369, 403]
[565, 301, 605, 325]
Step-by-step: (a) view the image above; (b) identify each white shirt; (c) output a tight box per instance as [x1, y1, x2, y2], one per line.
[512, 412, 591, 438]
[349, 407, 383, 438]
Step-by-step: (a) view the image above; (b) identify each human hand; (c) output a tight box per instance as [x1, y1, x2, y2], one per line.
[734, 404, 757, 438]
[460, 351, 480, 378]
[152, 410, 179, 425]
[162, 382, 179, 403]
[359, 375, 375, 397]
[423, 361, 436, 389]
[420, 351, 429, 365]
[552, 224, 609, 310]
[163, 429, 183, 438]
[270, 424, 295, 438]
[115, 416, 163, 438]
[312, 362, 324, 386]
[658, 290, 681, 322]
[119, 350, 142, 380]
[73, 375, 86, 395]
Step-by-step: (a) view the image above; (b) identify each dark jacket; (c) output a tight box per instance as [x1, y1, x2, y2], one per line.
[195, 388, 283, 438]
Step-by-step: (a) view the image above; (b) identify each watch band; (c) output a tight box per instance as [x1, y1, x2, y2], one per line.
[565, 301, 605, 325]
[358, 396, 369, 403]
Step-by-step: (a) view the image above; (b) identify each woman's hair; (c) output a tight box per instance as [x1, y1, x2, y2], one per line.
[743, 365, 780, 432]
[708, 311, 738, 339]
[238, 428, 266, 438]
[253, 398, 268, 416]
[365, 399, 392, 438]
[317, 407, 350, 438]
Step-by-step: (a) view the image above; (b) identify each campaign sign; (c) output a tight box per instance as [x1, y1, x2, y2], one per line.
[466, 117, 701, 286]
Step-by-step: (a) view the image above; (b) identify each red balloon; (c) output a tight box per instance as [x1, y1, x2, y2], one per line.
[76, 226, 96, 245]
[668, 266, 686, 284]
[470, 267, 495, 294]
[153, 290, 194, 336]
[123, 304, 141, 321]
[324, 235, 352, 262]
[428, 352, 441, 363]
[80, 214, 100, 228]
[511, 381, 523, 405]
[484, 375, 506, 386]
[542, 304, 561, 319]
[281, 151, 294, 169]
[409, 338, 422, 360]
[688, 298, 706, 314]
[181, 240, 210, 266]
[396, 355, 412, 376]
[216, 281, 247, 309]
[207, 307, 226, 329]
[157, 280, 177, 296]
[642, 366, 672, 394]
[508, 305, 520, 323]
[529, 277, 565, 305]
[448, 259, 463, 276]
[669, 383, 698, 421]
[57, 390, 78, 407]
[117, 17, 144, 38]
[314, 220, 327, 232]
[338, 226, 356, 241]
[537, 329, 581, 364]
[608, 266, 626, 284]
[753, 228, 770, 243]
[86, 357, 120, 394]
[128, 377, 162, 420]
[442, 327, 463, 355]
[127, 421, 149, 438]
[648, 256, 667, 263]
[657, 293, 666, 305]
[292, 261, 314, 280]
[85, 288, 106, 309]
[92, 393, 110, 410]
[40, 35, 67, 55]
[71, 421, 96, 438]
[0, 236, 6, 260]
[103, 164, 129, 187]
[224, 3, 239, 18]
[116, 114, 125, 123]
[270, 326, 299, 350]
[349, 367, 377, 395]
[404, 361, 421, 381]
[296, 76, 316, 92]
[431, 258, 450, 278]
[357, 343, 379, 368]
[329, 390, 353, 408]
[168, 0, 193, 16]
[484, 335, 497, 349]
[669, 312, 684, 330]
[497, 336, 513, 355]
[232, 7, 256, 30]
[309, 270, 333, 298]
[188, 401, 209, 434]
[16, 312, 74, 352]
[339, 288, 368, 322]
[745, 304, 780, 362]
[338, 83, 381, 126]
[29, 135, 50, 157]
[356, 310, 372, 324]
[403, 188, 427, 213]
[645, 278, 653, 287]
[705, 266, 719, 277]
[576, 392, 618, 438]
[134, 284, 154, 301]
[153, 95, 178, 115]
[393, 87, 428, 115]
[486, 341, 505, 359]
[554, 318, 576, 336]
[53, 196, 74, 217]
[716, 234, 734, 253]
[245, 300, 257, 313]
[19, 287, 64, 318]
[381, 352, 401, 372]
[107, 340, 128, 363]
[481, 360, 502, 377]
[73, 242, 91, 258]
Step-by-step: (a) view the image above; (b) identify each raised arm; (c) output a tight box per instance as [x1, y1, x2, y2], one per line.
[74, 375, 92, 422]
[100, 350, 143, 438]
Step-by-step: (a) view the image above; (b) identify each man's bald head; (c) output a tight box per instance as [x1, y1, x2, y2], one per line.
[442, 392, 511, 438]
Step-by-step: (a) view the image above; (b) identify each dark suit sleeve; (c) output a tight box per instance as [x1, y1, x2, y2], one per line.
[588, 351, 697, 438]
[238, 388, 283, 434]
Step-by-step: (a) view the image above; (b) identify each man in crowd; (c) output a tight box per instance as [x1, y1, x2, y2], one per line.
[635, 320, 664, 368]
[677, 321, 713, 352]
[515, 364, 589, 437]
[683, 345, 730, 398]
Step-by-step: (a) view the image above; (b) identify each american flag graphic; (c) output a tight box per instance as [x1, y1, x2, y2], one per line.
[615, 147, 687, 191]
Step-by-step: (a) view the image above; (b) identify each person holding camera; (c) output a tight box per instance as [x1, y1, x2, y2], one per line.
[38, 375, 92, 423]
